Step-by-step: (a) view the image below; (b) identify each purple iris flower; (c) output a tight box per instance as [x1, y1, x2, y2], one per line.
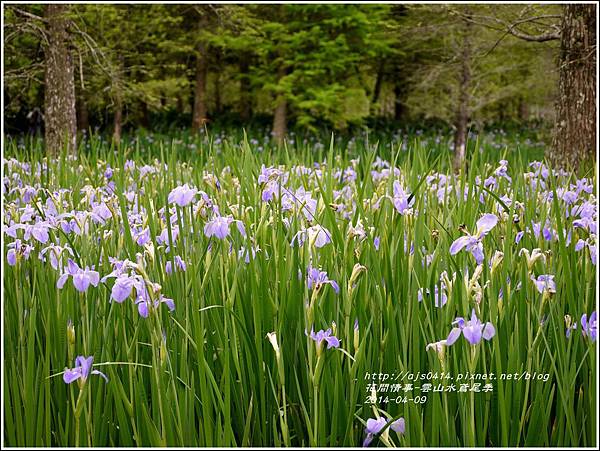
[446, 309, 495, 345]
[91, 203, 112, 224]
[363, 417, 405, 447]
[166, 255, 187, 274]
[39, 244, 73, 270]
[374, 236, 381, 251]
[204, 215, 246, 240]
[306, 264, 340, 294]
[134, 285, 175, 318]
[575, 238, 597, 265]
[531, 274, 556, 294]
[309, 328, 340, 349]
[238, 245, 260, 263]
[6, 239, 33, 266]
[110, 275, 138, 303]
[57, 259, 100, 293]
[63, 356, 108, 385]
[135, 228, 151, 246]
[156, 226, 179, 247]
[7, 249, 17, 266]
[392, 180, 414, 215]
[449, 213, 498, 265]
[417, 284, 447, 308]
[291, 225, 332, 248]
[23, 222, 51, 244]
[515, 230, 525, 244]
[581, 312, 597, 342]
[168, 184, 197, 207]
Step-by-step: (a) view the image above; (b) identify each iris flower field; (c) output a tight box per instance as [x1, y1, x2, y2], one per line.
[2, 131, 597, 447]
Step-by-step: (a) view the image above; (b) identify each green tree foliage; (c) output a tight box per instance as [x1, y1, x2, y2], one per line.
[3, 3, 560, 135]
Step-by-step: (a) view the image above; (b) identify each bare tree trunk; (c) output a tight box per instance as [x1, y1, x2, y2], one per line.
[44, 4, 76, 155]
[192, 42, 208, 133]
[272, 98, 287, 145]
[76, 95, 89, 132]
[371, 60, 385, 107]
[113, 95, 123, 142]
[112, 57, 124, 143]
[272, 66, 287, 145]
[140, 102, 150, 129]
[239, 58, 252, 121]
[453, 16, 472, 172]
[518, 96, 529, 121]
[213, 50, 222, 115]
[394, 82, 407, 121]
[549, 4, 596, 169]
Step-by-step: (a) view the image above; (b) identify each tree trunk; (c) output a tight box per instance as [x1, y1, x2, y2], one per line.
[272, 97, 287, 145]
[140, 102, 150, 129]
[76, 95, 89, 132]
[371, 60, 385, 107]
[453, 16, 472, 173]
[44, 4, 77, 155]
[239, 57, 252, 121]
[518, 97, 529, 121]
[192, 42, 208, 132]
[272, 67, 287, 145]
[549, 4, 596, 169]
[214, 50, 222, 115]
[394, 82, 407, 121]
[113, 95, 123, 143]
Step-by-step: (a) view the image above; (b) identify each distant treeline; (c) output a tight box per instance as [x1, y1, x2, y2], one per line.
[5, 4, 558, 138]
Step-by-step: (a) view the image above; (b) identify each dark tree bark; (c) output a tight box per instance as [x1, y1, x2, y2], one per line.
[76, 95, 89, 132]
[213, 50, 222, 115]
[140, 102, 150, 129]
[44, 4, 76, 155]
[371, 60, 385, 105]
[239, 57, 252, 121]
[394, 82, 408, 121]
[549, 4, 596, 169]
[453, 16, 472, 173]
[113, 95, 123, 142]
[518, 96, 529, 122]
[192, 42, 208, 133]
[272, 67, 287, 145]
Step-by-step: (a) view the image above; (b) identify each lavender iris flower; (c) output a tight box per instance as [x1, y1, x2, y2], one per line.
[135, 228, 151, 246]
[63, 356, 108, 385]
[168, 184, 197, 207]
[6, 239, 33, 266]
[309, 328, 340, 349]
[417, 284, 447, 308]
[110, 275, 137, 303]
[449, 213, 498, 265]
[306, 264, 340, 294]
[575, 238, 597, 265]
[165, 255, 187, 274]
[392, 180, 414, 215]
[363, 417, 405, 447]
[374, 236, 381, 251]
[39, 244, 73, 270]
[57, 259, 100, 293]
[531, 274, 556, 294]
[291, 225, 332, 248]
[204, 215, 246, 240]
[134, 284, 175, 318]
[581, 312, 597, 342]
[7, 249, 17, 266]
[23, 222, 51, 244]
[446, 309, 495, 345]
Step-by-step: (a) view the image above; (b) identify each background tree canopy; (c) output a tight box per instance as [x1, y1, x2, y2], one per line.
[4, 3, 559, 136]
